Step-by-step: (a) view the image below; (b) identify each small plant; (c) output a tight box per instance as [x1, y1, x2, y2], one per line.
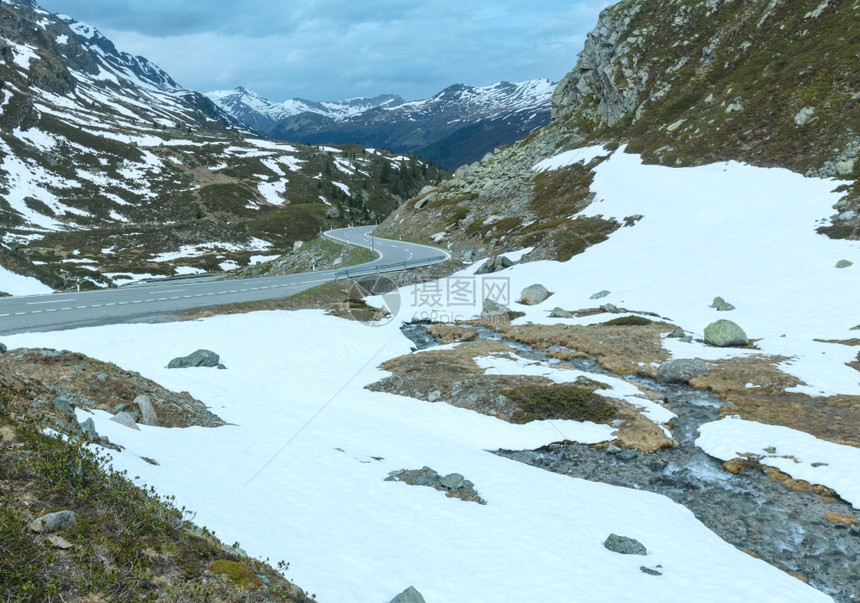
[602, 316, 653, 326]
[210, 559, 262, 590]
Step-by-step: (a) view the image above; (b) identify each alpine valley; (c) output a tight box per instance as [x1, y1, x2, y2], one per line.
[206, 79, 555, 171]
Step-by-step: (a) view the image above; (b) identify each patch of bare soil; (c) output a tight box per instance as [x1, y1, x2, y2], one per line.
[0, 348, 224, 430]
[493, 322, 676, 374]
[368, 340, 672, 451]
[686, 356, 860, 448]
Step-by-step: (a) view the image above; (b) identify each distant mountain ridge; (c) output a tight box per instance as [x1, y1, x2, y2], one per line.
[0, 0, 440, 292]
[207, 79, 555, 170]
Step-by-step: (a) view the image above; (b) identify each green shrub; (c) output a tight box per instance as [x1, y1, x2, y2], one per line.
[601, 316, 653, 326]
[503, 384, 616, 424]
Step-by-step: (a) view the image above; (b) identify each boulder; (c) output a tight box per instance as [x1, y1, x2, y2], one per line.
[549, 307, 573, 319]
[134, 394, 158, 426]
[29, 510, 76, 533]
[520, 284, 549, 305]
[0, 342, 6, 354]
[168, 349, 221, 369]
[590, 290, 611, 300]
[656, 358, 711, 384]
[475, 255, 513, 274]
[836, 259, 853, 268]
[603, 533, 647, 556]
[710, 296, 735, 311]
[481, 299, 511, 317]
[325, 207, 341, 219]
[704, 320, 748, 347]
[390, 586, 427, 603]
[111, 411, 140, 430]
[79, 417, 99, 440]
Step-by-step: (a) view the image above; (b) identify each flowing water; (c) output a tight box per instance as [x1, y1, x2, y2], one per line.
[401, 321, 860, 602]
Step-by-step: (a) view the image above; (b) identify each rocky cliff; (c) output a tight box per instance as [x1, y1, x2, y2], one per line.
[377, 0, 860, 260]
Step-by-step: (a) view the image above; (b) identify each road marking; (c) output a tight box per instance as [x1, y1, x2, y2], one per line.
[0, 313, 9, 317]
[61, 307, 72, 311]
[26, 298, 76, 305]
[32, 310, 42, 314]
[91, 304, 101, 308]
[118, 302, 128, 305]
[106, 303, 116, 307]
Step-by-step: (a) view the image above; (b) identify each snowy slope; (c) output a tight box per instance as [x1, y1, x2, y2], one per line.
[5, 146, 856, 602]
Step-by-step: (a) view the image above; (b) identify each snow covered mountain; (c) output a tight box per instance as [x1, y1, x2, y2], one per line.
[0, 0, 440, 292]
[209, 79, 555, 170]
[205, 86, 404, 133]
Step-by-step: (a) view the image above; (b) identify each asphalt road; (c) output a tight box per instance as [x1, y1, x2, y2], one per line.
[0, 226, 449, 335]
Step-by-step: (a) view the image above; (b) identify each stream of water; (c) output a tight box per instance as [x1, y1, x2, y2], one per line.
[401, 321, 859, 602]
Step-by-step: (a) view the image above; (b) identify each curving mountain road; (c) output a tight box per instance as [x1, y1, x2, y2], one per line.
[0, 227, 449, 335]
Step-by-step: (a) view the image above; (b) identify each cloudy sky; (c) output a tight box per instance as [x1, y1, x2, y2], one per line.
[37, 0, 611, 102]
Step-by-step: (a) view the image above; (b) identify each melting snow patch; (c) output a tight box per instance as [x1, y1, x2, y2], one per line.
[697, 416, 860, 507]
[533, 145, 611, 172]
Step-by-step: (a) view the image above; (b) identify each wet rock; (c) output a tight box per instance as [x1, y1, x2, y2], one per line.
[617, 449, 639, 462]
[520, 284, 549, 305]
[703, 320, 748, 347]
[168, 349, 221, 369]
[603, 533, 647, 555]
[390, 586, 427, 603]
[29, 510, 76, 533]
[656, 358, 711, 384]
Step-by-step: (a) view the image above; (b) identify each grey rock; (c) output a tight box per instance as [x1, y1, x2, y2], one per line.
[640, 566, 663, 576]
[794, 106, 815, 126]
[390, 586, 427, 603]
[617, 449, 639, 462]
[604, 533, 647, 555]
[475, 255, 513, 274]
[221, 543, 248, 559]
[325, 207, 341, 219]
[601, 303, 620, 313]
[482, 298, 511, 317]
[656, 358, 711, 384]
[427, 390, 442, 403]
[710, 296, 735, 311]
[666, 328, 685, 338]
[29, 510, 76, 533]
[168, 349, 221, 369]
[0, 342, 6, 354]
[521, 283, 549, 305]
[549, 307, 573, 319]
[460, 246, 477, 263]
[704, 320, 748, 347]
[590, 290, 611, 300]
[680, 335, 694, 343]
[111, 411, 141, 430]
[440, 472, 466, 490]
[851, 325, 860, 331]
[80, 417, 99, 440]
[134, 394, 158, 426]
[53, 396, 74, 416]
[836, 259, 853, 268]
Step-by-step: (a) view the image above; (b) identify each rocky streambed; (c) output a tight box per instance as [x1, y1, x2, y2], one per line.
[401, 322, 860, 602]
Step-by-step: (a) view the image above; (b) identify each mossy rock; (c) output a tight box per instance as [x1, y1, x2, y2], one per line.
[210, 559, 262, 590]
[704, 319, 748, 347]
